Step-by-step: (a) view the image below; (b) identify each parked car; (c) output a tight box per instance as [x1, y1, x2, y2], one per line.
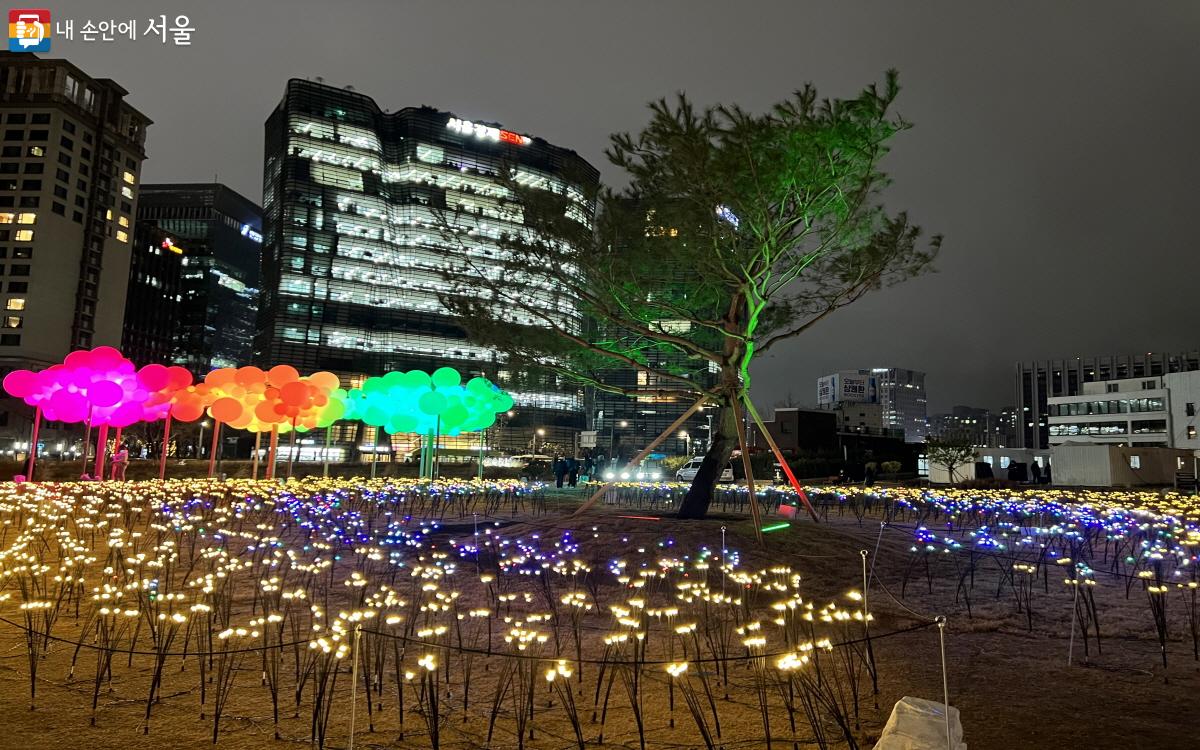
[675, 457, 734, 483]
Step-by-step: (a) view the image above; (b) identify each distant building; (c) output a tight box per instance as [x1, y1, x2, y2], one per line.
[751, 407, 919, 476]
[135, 183, 262, 373]
[927, 405, 1017, 448]
[753, 408, 839, 454]
[1047, 371, 1200, 450]
[120, 223, 184, 366]
[817, 368, 927, 443]
[1015, 351, 1200, 448]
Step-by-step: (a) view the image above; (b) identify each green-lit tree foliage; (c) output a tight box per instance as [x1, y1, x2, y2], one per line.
[438, 71, 939, 518]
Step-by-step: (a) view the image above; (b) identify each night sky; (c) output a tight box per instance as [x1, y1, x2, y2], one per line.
[46, 1, 1200, 412]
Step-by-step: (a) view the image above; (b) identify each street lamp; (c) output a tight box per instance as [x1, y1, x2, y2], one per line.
[534, 428, 545, 454]
[679, 430, 691, 455]
[608, 419, 629, 463]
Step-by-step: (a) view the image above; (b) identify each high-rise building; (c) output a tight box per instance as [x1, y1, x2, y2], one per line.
[816, 368, 927, 442]
[135, 183, 262, 373]
[0, 53, 150, 454]
[0, 52, 150, 368]
[1015, 351, 1200, 448]
[120, 222, 184, 366]
[256, 79, 598, 455]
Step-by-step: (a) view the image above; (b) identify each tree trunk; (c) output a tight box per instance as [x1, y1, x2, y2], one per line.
[677, 398, 738, 519]
[678, 292, 747, 520]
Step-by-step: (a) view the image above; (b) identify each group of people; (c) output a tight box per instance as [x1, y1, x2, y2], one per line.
[551, 455, 595, 488]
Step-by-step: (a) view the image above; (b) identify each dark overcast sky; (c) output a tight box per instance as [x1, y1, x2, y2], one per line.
[46, 1, 1200, 413]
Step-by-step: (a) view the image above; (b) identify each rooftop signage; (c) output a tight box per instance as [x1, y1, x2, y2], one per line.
[446, 117, 531, 146]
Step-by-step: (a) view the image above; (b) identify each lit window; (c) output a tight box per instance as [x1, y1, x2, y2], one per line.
[123, 171, 135, 184]
[116, 230, 128, 243]
[14, 229, 32, 241]
[118, 215, 129, 227]
[3, 315, 21, 328]
[5, 298, 24, 311]
[27, 146, 44, 157]
[121, 186, 133, 200]
[16, 212, 35, 225]
[105, 209, 113, 220]
[0, 213, 12, 224]
[1129, 455, 1141, 469]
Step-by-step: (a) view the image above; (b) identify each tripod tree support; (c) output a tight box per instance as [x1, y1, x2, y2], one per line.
[740, 396, 819, 522]
[729, 396, 765, 547]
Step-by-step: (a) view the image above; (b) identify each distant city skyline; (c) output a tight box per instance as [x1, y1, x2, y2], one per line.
[39, 0, 1200, 411]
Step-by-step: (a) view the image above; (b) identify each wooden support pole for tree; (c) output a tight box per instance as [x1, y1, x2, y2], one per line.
[730, 397, 765, 547]
[158, 413, 172, 480]
[572, 395, 708, 517]
[740, 396, 819, 522]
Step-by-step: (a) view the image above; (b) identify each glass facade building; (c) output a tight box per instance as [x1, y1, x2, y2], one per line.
[121, 222, 184, 366]
[256, 79, 599, 454]
[136, 183, 262, 373]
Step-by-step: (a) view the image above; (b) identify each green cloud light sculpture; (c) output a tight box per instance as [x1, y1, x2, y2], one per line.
[344, 367, 514, 437]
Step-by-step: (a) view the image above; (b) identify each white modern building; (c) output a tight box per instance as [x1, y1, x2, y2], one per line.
[1047, 371, 1200, 450]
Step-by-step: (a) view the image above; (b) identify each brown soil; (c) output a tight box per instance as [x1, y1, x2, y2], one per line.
[0, 489, 1195, 750]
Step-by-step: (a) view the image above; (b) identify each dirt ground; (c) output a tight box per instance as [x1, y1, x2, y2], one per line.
[0, 490, 1196, 750]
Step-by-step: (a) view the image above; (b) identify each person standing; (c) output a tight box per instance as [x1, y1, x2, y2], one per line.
[553, 456, 567, 488]
[111, 444, 130, 481]
[567, 456, 579, 488]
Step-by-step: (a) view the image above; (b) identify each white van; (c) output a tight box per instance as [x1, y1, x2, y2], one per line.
[676, 457, 735, 483]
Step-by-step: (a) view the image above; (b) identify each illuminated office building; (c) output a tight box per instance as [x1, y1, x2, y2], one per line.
[135, 183, 262, 373]
[257, 79, 598, 453]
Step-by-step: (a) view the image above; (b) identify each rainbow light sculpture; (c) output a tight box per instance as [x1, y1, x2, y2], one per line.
[2, 350, 514, 482]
